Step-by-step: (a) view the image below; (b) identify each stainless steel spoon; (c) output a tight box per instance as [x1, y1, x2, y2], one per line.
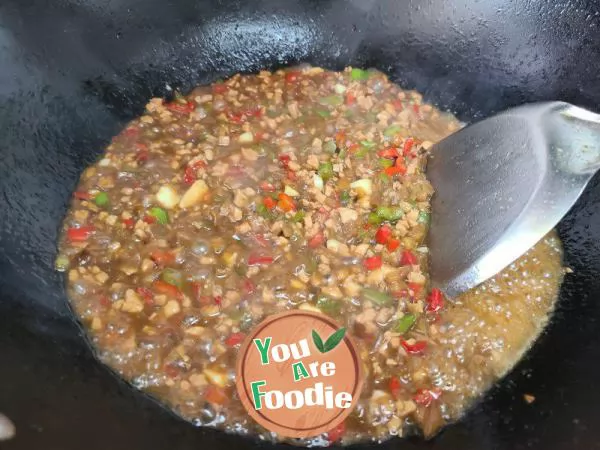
[427, 102, 600, 297]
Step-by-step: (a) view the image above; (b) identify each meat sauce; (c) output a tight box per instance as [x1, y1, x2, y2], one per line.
[56, 67, 564, 445]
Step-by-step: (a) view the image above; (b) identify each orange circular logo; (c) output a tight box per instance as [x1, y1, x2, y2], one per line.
[235, 311, 363, 438]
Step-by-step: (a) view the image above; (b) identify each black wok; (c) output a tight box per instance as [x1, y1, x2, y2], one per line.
[1, 0, 599, 449]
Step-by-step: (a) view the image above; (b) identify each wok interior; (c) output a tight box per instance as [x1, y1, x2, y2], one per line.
[1, 1, 600, 449]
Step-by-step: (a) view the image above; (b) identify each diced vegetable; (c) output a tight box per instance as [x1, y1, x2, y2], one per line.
[149, 207, 169, 224]
[94, 192, 109, 206]
[180, 180, 209, 208]
[247, 254, 274, 266]
[339, 190, 351, 206]
[401, 340, 427, 355]
[204, 385, 229, 405]
[323, 140, 337, 153]
[413, 388, 442, 407]
[363, 255, 383, 270]
[379, 158, 394, 169]
[403, 137, 415, 155]
[426, 288, 445, 313]
[350, 179, 372, 197]
[375, 225, 392, 244]
[375, 206, 404, 222]
[318, 161, 334, 181]
[383, 124, 402, 137]
[285, 71, 301, 83]
[308, 233, 326, 249]
[67, 226, 95, 242]
[361, 287, 392, 306]
[54, 254, 69, 271]
[151, 250, 176, 266]
[156, 185, 180, 209]
[377, 148, 400, 158]
[393, 314, 416, 334]
[350, 68, 370, 80]
[384, 164, 407, 177]
[224, 332, 246, 347]
[368, 212, 383, 226]
[73, 191, 92, 200]
[152, 280, 182, 298]
[263, 196, 277, 209]
[238, 131, 254, 143]
[277, 193, 296, 212]
[327, 421, 346, 443]
[360, 140, 376, 149]
[284, 185, 299, 197]
[316, 297, 342, 316]
[334, 83, 347, 94]
[387, 238, 400, 252]
[316, 109, 331, 118]
[291, 210, 305, 223]
[319, 95, 344, 106]
[418, 211, 431, 224]
[161, 269, 183, 288]
[400, 250, 418, 265]
[389, 376, 402, 398]
[165, 100, 195, 114]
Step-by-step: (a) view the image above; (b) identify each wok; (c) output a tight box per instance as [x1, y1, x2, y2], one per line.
[1, 0, 599, 449]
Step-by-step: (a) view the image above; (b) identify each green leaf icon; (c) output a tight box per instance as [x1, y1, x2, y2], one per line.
[312, 329, 325, 353]
[312, 327, 347, 353]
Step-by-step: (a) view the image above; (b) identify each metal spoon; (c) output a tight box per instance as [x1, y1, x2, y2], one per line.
[427, 102, 600, 297]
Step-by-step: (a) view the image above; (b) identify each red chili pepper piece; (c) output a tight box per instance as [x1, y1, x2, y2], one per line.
[212, 83, 228, 94]
[224, 332, 246, 347]
[67, 226, 95, 242]
[345, 93, 356, 106]
[243, 278, 256, 295]
[400, 250, 418, 266]
[278, 154, 291, 168]
[326, 421, 346, 444]
[73, 191, 92, 200]
[213, 295, 222, 306]
[99, 295, 111, 307]
[389, 377, 402, 398]
[285, 71, 301, 83]
[122, 218, 135, 229]
[377, 148, 400, 159]
[247, 254, 274, 266]
[403, 137, 415, 156]
[205, 385, 229, 405]
[413, 388, 442, 407]
[150, 250, 176, 266]
[426, 287, 445, 313]
[401, 340, 427, 355]
[335, 131, 346, 148]
[136, 287, 154, 305]
[183, 166, 196, 184]
[227, 110, 245, 124]
[308, 232, 326, 249]
[386, 238, 400, 252]
[375, 225, 392, 244]
[277, 193, 296, 212]
[384, 165, 406, 177]
[363, 255, 383, 271]
[412, 104, 420, 114]
[143, 215, 156, 224]
[152, 280, 182, 299]
[392, 99, 404, 110]
[263, 197, 277, 209]
[165, 101, 195, 114]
